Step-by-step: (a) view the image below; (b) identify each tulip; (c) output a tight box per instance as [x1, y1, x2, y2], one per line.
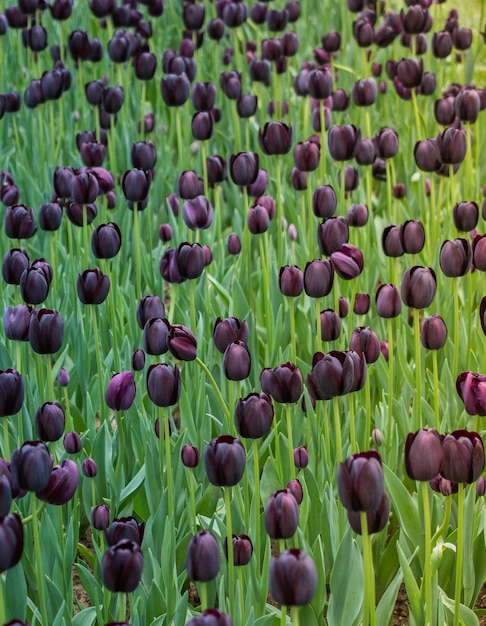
[183, 195, 213, 230]
[435, 98, 455, 126]
[414, 138, 442, 172]
[456, 372, 486, 416]
[258, 122, 293, 155]
[36, 459, 78, 505]
[167, 324, 197, 361]
[353, 292, 370, 315]
[0, 513, 24, 572]
[308, 68, 333, 99]
[159, 223, 173, 243]
[287, 478, 304, 504]
[307, 350, 366, 401]
[66, 201, 98, 227]
[234, 392, 274, 439]
[223, 341, 251, 381]
[320, 309, 341, 341]
[303, 259, 334, 298]
[328, 124, 361, 161]
[160, 248, 185, 284]
[279, 265, 303, 297]
[337, 450, 384, 512]
[146, 363, 181, 407]
[101, 539, 143, 592]
[331, 244, 364, 279]
[260, 362, 303, 403]
[142, 317, 169, 356]
[35, 401, 65, 442]
[352, 78, 377, 107]
[224, 533, 253, 567]
[63, 431, 82, 454]
[29, 308, 64, 354]
[472, 234, 486, 271]
[11, 440, 52, 492]
[71, 171, 99, 204]
[219, 70, 242, 99]
[400, 220, 425, 254]
[92, 504, 110, 531]
[136, 295, 165, 329]
[186, 609, 233, 626]
[227, 234, 241, 255]
[0, 369, 25, 416]
[177, 171, 204, 200]
[265, 489, 299, 539]
[181, 445, 200, 468]
[204, 435, 246, 487]
[20, 265, 50, 304]
[349, 327, 381, 364]
[317, 217, 349, 256]
[0, 474, 12, 517]
[401, 266, 437, 309]
[186, 529, 221, 582]
[5, 204, 36, 239]
[293, 140, 320, 172]
[381, 225, 404, 258]
[176, 242, 207, 280]
[421, 315, 448, 350]
[294, 446, 308, 469]
[436, 127, 467, 165]
[347, 490, 390, 535]
[38, 201, 63, 231]
[57, 369, 70, 388]
[347, 203, 368, 227]
[269, 549, 317, 606]
[81, 458, 97, 478]
[405, 429, 443, 481]
[441, 430, 485, 484]
[2, 248, 29, 285]
[105, 371, 136, 411]
[312, 185, 337, 218]
[396, 58, 423, 89]
[213, 317, 249, 353]
[77, 267, 110, 305]
[375, 283, 402, 318]
[122, 168, 151, 203]
[247, 204, 270, 234]
[106, 516, 144, 547]
[453, 201, 478, 232]
[91, 222, 122, 259]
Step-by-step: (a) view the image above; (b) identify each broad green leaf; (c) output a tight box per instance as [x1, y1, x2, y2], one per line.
[327, 528, 363, 626]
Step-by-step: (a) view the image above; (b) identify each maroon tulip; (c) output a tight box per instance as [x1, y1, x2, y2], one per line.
[146, 364, 181, 407]
[260, 362, 303, 403]
[401, 266, 437, 309]
[101, 539, 144, 592]
[456, 372, 486, 416]
[338, 450, 384, 512]
[234, 392, 274, 439]
[375, 283, 401, 318]
[76, 267, 110, 305]
[204, 435, 246, 486]
[264, 489, 299, 539]
[420, 315, 448, 350]
[258, 122, 293, 155]
[167, 324, 197, 361]
[439, 239, 470, 277]
[105, 371, 136, 411]
[453, 201, 478, 233]
[347, 490, 390, 535]
[320, 309, 341, 342]
[269, 549, 317, 606]
[279, 265, 303, 297]
[328, 124, 361, 161]
[0, 513, 24, 572]
[349, 327, 380, 364]
[441, 430, 485, 484]
[306, 350, 366, 401]
[330, 244, 364, 280]
[317, 217, 349, 256]
[223, 341, 251, 381]
[405, 429, 443, 481]
[303, 259, 334, 298]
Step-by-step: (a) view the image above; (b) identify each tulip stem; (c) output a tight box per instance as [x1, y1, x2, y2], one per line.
[453, 483, 465, 626]
[238, 566, 246, 626]
[32, 492, 49, 625]
[92, 308, 105, 422]
[0, 574, 5, 626]
[319, 101, 326, 183]
[108, 271, 120, 372]
[2, 419, 10, 460]
[386, 318, 395, 453]
[189, 278, 197, 335]
[420, 481, 433, 626]
[259, 236, 272, 336]
[285, 404, 295, 480]
[306, 177, 313, 254]
[275, 156, 284, 268]
[432, 350, 439, 431]
[289, 297, 297, 365]
[291, 606, 300, 626]
[332, 397, 343, 464]
[281, 605, 287, 626]
[195, 357, 230, 422]
[224, 487, 235, 617]
[114, 412, 126, 486]
[453, 279, 459, 380]
[201, 140, 209, 200]
[176, 107, 183, 174]
[133, 205, 142, 301]
[164, 413, 174, 521]
[364, 376, 371, 451]
[315, 300, 321, 348]
[322, 402, 332, 475]
[187, 470, 197, 535]
[199, 582, 208, 611]
[413, 310, 422, 431]
[360, 511, 376, 626]
[349, 395, 356, 453]
[118, 592, 126, 622]
[431, 494, 452, 546]
[252, 439, 261, 571]
[339, 162, 345, 217]
[82, 204, 89, 269]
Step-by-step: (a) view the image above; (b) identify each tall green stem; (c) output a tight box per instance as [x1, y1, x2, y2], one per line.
[92, 308, 105, 422]
[386, 318, 395, 454]
[332, 396, 343, 464]
[164, 414, 174, 521]
[32, 493, 49, 625]
[289, 298, 297, 364]
[275, 156, 284, 268]
[361, 511, 376, 626]
[252, 439, 261, 571]
[194, 357, 230, 422]
[285, 404, 295, 480]
[453, 279, 459, 379]
[132, 205, 142, 300]
[453, 483, 465, 626]
[224, 487, 235, 617]
[421, 481, 433, 626]
[0, 575, 5, 625]
[432, 350, 439, 431]
[413, 310, 422, 431]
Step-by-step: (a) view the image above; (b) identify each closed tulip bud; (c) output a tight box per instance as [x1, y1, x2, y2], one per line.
[439, 238, 470, 277]
[5, 204, 36, 240]
[136, 295, 165, 329]
[227, 233, 241, 255]
[101, 539, 143, 592]
[2, 248, 30, 285]
[35, 401, 65, 442]
[223, 340, 251, 381]
[293, 140, 320, 172]
[191, 111, 214, 141]
[92, 504, 110, 530]
[223, 533, 253, 566]
[375, 283, 401, 318]
[187, 609, 233, 626]
[349, 327, 380, 364]
[160, 248, 185, 284]
[328, 124, 361, 161]
[130, 141, 157, 171]
[29, 308, 64, 354]
[432, 30, 452, 58]
[317, 217, 349, 256]
[186, 530, 221, 582]
[3, 305, 32, 342]
[265, 489, 299, 539]
[38, 201, 63, 231]
[106, 516, 144, 547]
[331, 244, 364, 279]
[175, 242, 206, 280]
[260, 362, 303, 403]
[20, 265, 50, 305]
[63, 430, 82, 454]
[181, 445, 200, 468]
[352, 78, 377, 107]
[396, 58, 423, 89]
[177, 171, 204, 200]
[306, 350, 366, 401]
[142, 317, 169, 356]
[441, 430, 485, 484]
[269, 549, 317, 606]
[401, 266, 437, 309]
[400, 220, 425, 254]
[247, 204, 270, 234]
[230, 152, 259, 186]
[453, 28, 472, 50]
[320, 309, 341, 341]
[279, 265, 303, 297]
[205, 435, 246, 487]
[66, 200, 98, 227]
[0, 513, 24, 572]
[0, 369, 24, 416]
[434, 96, 455, 126]
[347, 203, 368, 227]
[234, 392, 274, 439]
[37, 459, 78, 505]
[11, 441, 52, 492]
[90, 222, 122, 259]
[453, 201, 478, 232]
[131, 348, 145, 372]
[147, 363, 181, 407]
[414, 138, 441, 173]
[312, 185, 337, 218]
[353, 292, 370, 315]
[77, 267, 110, 305]
[287, 478, 304, 504]
[472, 235, 486, 271]
[405, 429, 443, 481]
[122, 168, 151, 203]
[338, 450, 384, 512]
[307, 68, 333, 100]
[476, 476, 486, 497]
[340, 165, 360, 192]
[159, 223, 173, 243]
[213, 317, 249, 354]
[353, 18, 374, 47]
[294, 446, 308, 469]
[436, 127, 467, 164]
[167, 324, 197, 361]
[105, 371, 136, 411]
[347, 490, 390, 535]
[183, 195, 213, 230]
[258, 122, 293, 155]
[456, 372, 486, 416]
[303, 259, 334, 298]
[81, 457, 97, 478]
[420, 315, 448, 350]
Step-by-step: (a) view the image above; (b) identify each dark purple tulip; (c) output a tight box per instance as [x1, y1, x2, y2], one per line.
[223, 340, 251, 381]
[352, 78, 377, 107]
[159, 223, 173, 243]
[439, 239, 470, 277]
[2, 248, 29, 285]
[453, 201, 478, 232]
[29, 308, 64, 354]
[347, 203, 368, 227]
[339, 297, 349, 319]
[81, 458, 97, 478]
[101, 539, 143, 592]
[456, 372, 486, 416]
[131, 141, 157, 171]
[224, 534, 253, 566]
[374, 127, 399, 160]
[227, 234, 241, 255]
[432, 31, 452, 58]
[332, 88, 350, 111]
[57, 367, 70, 387]
[291, 168, 307, 191]
[473, 235, 486, 271]
[38, 201, 62, 231]
[265, 489, 299, 539]
[186, 609, 233, 626]
[186, 530, 221, 582]
[234, 392, 274, 439]
[71, 171, 99, 205]
[20, 264, 51, 305]
[400, 5, 429, 34]
[0, 369, 24, 416]
[142, 317, 169, 356]
[219, 70, 242, 99]
[279, 265, 303, 297]
[441, 430, 485, 484]
[134, 51, 157, 81]
[206, 155, 227, 186]
[105, 371, 136, 411]
[204, 435, 246, 486]
[122, 168, 151, 203]
[405, 429, 443, 481]
[0, 513, 23, 572]
[237, 93, 258, 118]
[317, 217, 349, 256]
[230, 152, 259, 186]
[183, 2, 205, 30]
[92, 504, 110, 531]
[77, 268, 110, 305]
[167, 324, 197, 361]
[63, 430, 82, 454]
[102, 86, 124, 114]
[436, 127, 467, 164]
[181, 445, 200, 468]
[269, 549, 317, 606]
[420, 315, 447, 350]
[306, 350, 366, 401]
[347, 490, 390, 535]
[293, 140, 320, 172]
[294, 446, 308, 470]
[207, 18, 225, 40]
[5, 204, 36, 239]
[247, 204, 270, 234]
[401, 266, 437, 309]
[303, 259, 334, 298]
[307, 68, 333, 100]
[396, 58, 423, 89]
[191, 111, 214, 141]
[258, 122, 293, 155]
[434, 96, 455, 126]
[175, 242, 206, 280]
[0, 474, 12, 517]
[320, 309, 341, 342]
[353, 17, 374, 47]
[177, 170, 204, 199]
[455, 89, 480, 124]
[331, 244, 364, 280]
[36, 459, 78, 505]
[328, 124, 361, 161]
[287, 478, 304, 504]
[222, 1, 247, 27]
[35, 401, 65, 442]
[3, 305, 32, 342]
[160, 248, 185, 284]
[136, 295, 165, 329]
[400, 220, 425, 254]
[341, 165, 360, 191]
[11, 441, 51, 492]
[213, 317, 249, 353]
[338, 450, 384, 512]
[106, 516, 144, 546]
[260, 362, 302, 403]
[414, 138, 441, 172]
[160, 73, 190, 107]
[183, 195, 213, 230]
[349, 327, 380, 364]
[146, 363, 181, 407]
[91, 222, 122, 259]
[67, 200, 99, 226]
[353, 292, 370, 315]
[192, 82, 216, 111]
[453, 28, 472, 50]
[375, 283, 401, 318]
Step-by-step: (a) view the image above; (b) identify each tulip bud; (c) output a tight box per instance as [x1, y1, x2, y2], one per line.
[223, 340, 251, 381]
[400, 220, 425, 254]
[328, 124, 361, 161]
[317, 217, 349, 256]
[0, 513, 24, 572]
[294, 446, 308, 469]
[338, 450, 384, 512]
[11, 440, 52, 492]
[349, 327, 381, 364]
[224, 533, 253, 566]
[36, 459, 78, 505]
[375, 283, 401, 318]
[181, 444, 200, 468]
[279, 265, 303, 297]
[456, 372, 486, 416]
[303, 259, 334, 298]
[82, 458, 97, 478]
[234, 392, 274, 439]
[186, 530, 221, 581]
[269, 549, 317, 606]
[35, 401, 65, 442]
[186, 609, 233, 626]
[29, 308, 64, 354]
[227, 234, 241, 255]
[101, 539, 143, 592]
[77, 267, 110, 305]
[331, 244, 364, 280]
[401, 266, 437, 309]
[92, 504, 110, 531]
[453, 201, 478, 233]
[136, 295, 165, 330]
[2, 248, 30, 285]
[63, 430, 82, 454]
[405, 429, 443, 481]
[105, 371, 136, 411]
[0, 369, 25, 416]
[260, 362, 303, 403]
[312, 185, 337, 218]
[229, 152, 259, 186]
[167, 324, 197, 361]
[204, 435, 246, 486]
[441, 430, 485, 484]
[91, 222, 122, 259]
[146, 363, 181, 407]
[320, 309, 341, 341]
[265, 489, 299, 539]
[420, 315, 448, 350]
[353, 292, 370, 315]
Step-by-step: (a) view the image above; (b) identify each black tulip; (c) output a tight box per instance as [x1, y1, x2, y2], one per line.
[442, 430, 484, 484]
[439, 239, 471, 277]
[400, 220, 425, 254]
[35, 401, 65, 442]
[234, 392, 274, 439]
[160, 73, 190, 107]
[185, 530, 221, 582]
[106, 516, 144, 546]
[258, 122, 293, 155]
[0, 369, 25, 416]
[260, 362, 303, 403]
[230, 152, 259, 186]
[436, 127, 467, 165]
[36, 459, 78, 505]
[347, 490, 390, 535]
[421, 315, 448, 350]
[0, 513, 24, 572]
[29, 308, 64, 354]
[146, 363, 181, 407]
[265, 489, 299, 539]
[303, 259, 334, 298]
[375, 283, 401, 318]
[213, 316, 249, 353]
[204, 435, 246, 486]
[101, 539, 143, 592]
[401, 266, 437, 309]
[269, 549, 317, 607]
[338, 450, 384, 512]
[453, 201, 478, 232]
[5, 204, 36, 239]
[11, 440, 51, 492]
[181, 444, 200, 468]
[2, 248, 29, 285]
[349, 326, 380, 363]
[328, 125, 361, 161]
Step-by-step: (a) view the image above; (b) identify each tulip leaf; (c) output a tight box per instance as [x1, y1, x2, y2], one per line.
[119, 464, 145, 507]
[72, 607, 97, 626]
[4, 562, 27, 621]
[383, 465, 422, 545]
[462, 483, 476, 607]
[375, 562, 406, 626]
[396, 541, 423, 624]
[327, 528, 363, 626]
[260, 456, 282, 505]
[440, 591, 479, 626]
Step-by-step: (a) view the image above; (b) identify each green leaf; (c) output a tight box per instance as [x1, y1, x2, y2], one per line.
[441, 591, 480, 626]
[375, 561, 404, 626]
[72, 608, 97, 626]
[327, 527, 363, 626]
[119, 464, 146, 507]
[4, 562, 27, 621]
[384, 465, 422, 545]
[396, 541, 423, 624]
